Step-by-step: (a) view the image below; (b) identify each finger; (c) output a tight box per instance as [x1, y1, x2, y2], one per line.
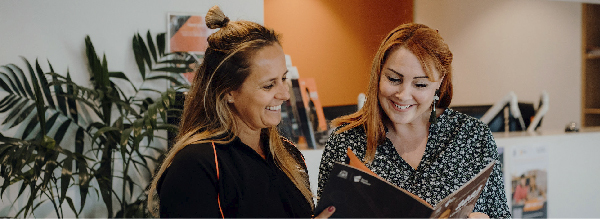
[468, 212, 489, 218]
[314, 206, 336, 218]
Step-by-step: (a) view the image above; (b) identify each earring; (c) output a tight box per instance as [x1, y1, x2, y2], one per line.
[228, 99, 233, 103]
[429, 89, 440, 124]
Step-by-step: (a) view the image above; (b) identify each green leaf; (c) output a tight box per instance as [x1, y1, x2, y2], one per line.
[138, 33, 153, 71]
[86, 36, 105, 89]
[109, 71, 137, 92]
[28, 59, 49, 137]
[21, 60, 40, 102]
[2, 99, 29, 125]
[0, 73, 13, 92]
[0, 96, 20, 114]
[157, 32, 166, 56]
[65, 72, 78, 123]
[74, 128, 89, 212]
[51, 70, 68, 115]
[41, 146, 59, 191]
[91, 127, 121, 147]
[53, 120, 72, 146]
[6, 64, 33, 98]
[75, 127, 84, 155]
[34, 59, 56, 109]
[0, 71, 21, 95]
[9, 102, 36, 129]
[45, 112, 60, 132]
[0, 95, 16, 111]
[147, 30, 158, 62]
[132, 35, 146, 80]
[60, 156, 73, 204]
[22, 110, 40, 139]
[65, 196, 79, 218]
[101, 54, 110, 87]
[120, 128, 133, 146]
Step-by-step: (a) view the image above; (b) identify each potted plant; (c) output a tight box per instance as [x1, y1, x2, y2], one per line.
[0, 31, 194, 218]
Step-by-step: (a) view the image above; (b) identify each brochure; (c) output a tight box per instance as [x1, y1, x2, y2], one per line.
[315, 148, 495, 218]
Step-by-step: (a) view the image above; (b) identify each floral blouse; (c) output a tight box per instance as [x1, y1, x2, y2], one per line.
[317, 108, 511, 218]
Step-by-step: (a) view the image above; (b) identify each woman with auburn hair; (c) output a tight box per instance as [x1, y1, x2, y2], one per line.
[317, 23, 511, 218]
[147, 6, 335, 218]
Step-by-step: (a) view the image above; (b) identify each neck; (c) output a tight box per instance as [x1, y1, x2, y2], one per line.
[235, 125, 265, 158]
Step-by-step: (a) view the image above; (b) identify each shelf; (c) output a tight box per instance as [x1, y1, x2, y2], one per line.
[582, 3, 600, 127]
[586, 53, 600, 59]
[585, 108, 600, 114]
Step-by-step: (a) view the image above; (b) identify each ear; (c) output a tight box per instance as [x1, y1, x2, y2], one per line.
[226, 92, 235, 103]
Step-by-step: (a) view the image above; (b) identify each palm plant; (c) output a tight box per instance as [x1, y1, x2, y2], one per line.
[0, 31, 194, 218]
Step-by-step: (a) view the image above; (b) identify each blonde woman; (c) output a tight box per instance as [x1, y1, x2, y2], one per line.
[148, 6, 334, 218]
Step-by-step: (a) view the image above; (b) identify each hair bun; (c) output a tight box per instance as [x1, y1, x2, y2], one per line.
[206, 5, 230, 29]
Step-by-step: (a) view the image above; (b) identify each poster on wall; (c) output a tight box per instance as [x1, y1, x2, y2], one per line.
[509, 145, 548, 218]
[167, 13, 216, 85]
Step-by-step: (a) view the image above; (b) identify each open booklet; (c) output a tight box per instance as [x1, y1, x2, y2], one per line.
[315, 148, 496, 218]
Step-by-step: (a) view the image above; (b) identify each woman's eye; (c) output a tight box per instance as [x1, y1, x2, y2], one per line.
[282, 77, 288, 82]
[263, 84, 275, 90]
[387, 76, 401, 83]
[416, 83, 428, 88]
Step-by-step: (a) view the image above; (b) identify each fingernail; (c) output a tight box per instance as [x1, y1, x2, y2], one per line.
[328, 206, 335, 212]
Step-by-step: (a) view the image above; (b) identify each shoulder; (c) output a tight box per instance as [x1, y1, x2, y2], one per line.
[329, 124, 366, 142]
[441, 109, 498, 157]
[441, 108, 492, 134]
[170, 142, 218, 167]
[323, 124, 367, 159]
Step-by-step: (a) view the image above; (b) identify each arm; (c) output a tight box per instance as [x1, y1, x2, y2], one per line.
[472, 126, 512, 219]
[158, 145, 222, 218]
[317, 128, 351, 200]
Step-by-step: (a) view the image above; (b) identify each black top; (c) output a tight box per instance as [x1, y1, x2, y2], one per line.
[318, 108, 511, 218]
[158, 137, 313, 218]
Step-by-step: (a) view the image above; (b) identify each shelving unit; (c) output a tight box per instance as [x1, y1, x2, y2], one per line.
[582, 4, 600, 127]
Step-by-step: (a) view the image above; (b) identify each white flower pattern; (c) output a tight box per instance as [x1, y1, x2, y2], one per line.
[317, 108, 511, 218]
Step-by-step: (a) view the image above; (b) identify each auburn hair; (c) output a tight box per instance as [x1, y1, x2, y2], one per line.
[332, 23, 453, 163]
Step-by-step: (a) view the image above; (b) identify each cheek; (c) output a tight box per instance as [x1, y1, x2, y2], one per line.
[415, 90, 434, 103]
[378, 81, 394, 97]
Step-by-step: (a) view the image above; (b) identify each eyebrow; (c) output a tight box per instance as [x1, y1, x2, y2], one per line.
[385, 68, 429, 79]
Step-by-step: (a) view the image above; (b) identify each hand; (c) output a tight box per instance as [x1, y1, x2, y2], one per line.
[314, 206, 336, 218]
[468, 212, 489, 218]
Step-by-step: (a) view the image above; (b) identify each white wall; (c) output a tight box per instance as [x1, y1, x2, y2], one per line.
[0, 0, 263, 87]
[0, 0, 263, 217]
[414, 0, 582, 131]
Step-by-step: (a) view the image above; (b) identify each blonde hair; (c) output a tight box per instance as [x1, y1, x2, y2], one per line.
[332, 23, 453, 163]
[147, 6, 313, 216]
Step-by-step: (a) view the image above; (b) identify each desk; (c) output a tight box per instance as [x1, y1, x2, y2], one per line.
[302, 128, 600, 218]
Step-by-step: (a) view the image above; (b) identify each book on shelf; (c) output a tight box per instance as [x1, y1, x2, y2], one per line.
[315, 148, 495, 218]
[298, 78, 327, 132]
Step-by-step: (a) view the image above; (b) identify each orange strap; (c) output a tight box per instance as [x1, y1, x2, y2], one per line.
[212, 141, 224, 218]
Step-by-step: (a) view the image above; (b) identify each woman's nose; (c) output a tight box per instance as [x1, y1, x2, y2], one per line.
[395, 84, 411, 100]
[276, 82, 291, 101]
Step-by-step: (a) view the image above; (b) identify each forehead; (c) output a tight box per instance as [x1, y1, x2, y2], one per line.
[246, 44, 286, 82]
[383, 47, 441, 81]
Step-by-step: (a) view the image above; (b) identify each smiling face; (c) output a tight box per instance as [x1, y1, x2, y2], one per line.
[227, 43, 290, 133]
[378, 47, 442, 126]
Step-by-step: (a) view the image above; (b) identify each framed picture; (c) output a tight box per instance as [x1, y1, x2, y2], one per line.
[167, 13, 216, 85]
